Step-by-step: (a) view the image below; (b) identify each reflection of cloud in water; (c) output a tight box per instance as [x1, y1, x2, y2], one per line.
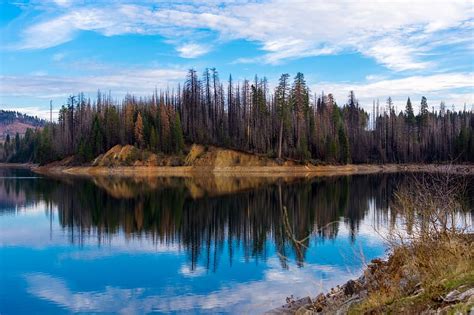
[179, 264, 206, 278]
[0, 201, 51, 216]
[25, 258, 356, 314]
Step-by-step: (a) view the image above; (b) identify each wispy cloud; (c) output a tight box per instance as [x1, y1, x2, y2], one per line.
[24, 257, 361, 314]
[176, 43, 211, 58]
[8, 1, 473, 71]
[0, 67, 187, 99]
[1, 69, 471, 116]
[52, 52, 65, 62]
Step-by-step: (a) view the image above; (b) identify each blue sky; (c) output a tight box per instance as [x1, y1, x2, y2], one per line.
[0, 0, 473, 119]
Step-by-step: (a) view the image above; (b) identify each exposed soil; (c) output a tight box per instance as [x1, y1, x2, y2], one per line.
[31, 144, 473, 178]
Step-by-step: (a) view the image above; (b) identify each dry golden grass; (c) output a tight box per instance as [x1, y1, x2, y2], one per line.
[350, 169, 474, 314]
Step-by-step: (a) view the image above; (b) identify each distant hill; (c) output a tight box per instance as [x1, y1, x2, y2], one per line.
[0, 110, 47, 142]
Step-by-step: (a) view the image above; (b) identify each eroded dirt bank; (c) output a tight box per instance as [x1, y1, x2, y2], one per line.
[29, 144, 473, 178]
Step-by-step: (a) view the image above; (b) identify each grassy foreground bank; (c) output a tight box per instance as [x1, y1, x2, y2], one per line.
[269, 170, 473, 314]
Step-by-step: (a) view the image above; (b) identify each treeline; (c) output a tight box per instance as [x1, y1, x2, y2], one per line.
[1, 69, 473, 164]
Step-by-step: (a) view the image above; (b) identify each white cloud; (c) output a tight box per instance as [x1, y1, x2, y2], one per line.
[23, 257, 362, 314]
[363, 38, 432, 71]
[0, 106, 52, 120]
[176, 43, 211, 58]
[314, 72, 474, 111]
[179, 264, 207, 277]
[53, 0, 72, 7]
[0, 66, 187, 120]
[10, 1, 473, 71]
[14, 15, 77, 50]
[1, 70, 472, 118]
[0, 67, 187, 99]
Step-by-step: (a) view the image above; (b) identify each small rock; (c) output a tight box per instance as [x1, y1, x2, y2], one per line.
[265, 296, 312, 314]
[344, 280, 361, 296]
[313, 293, 326, 304]
[444, 289, 460, 303]
[458, 288, 474, 301]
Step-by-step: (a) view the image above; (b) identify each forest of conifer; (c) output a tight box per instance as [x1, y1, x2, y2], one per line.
[1, 69, 473, 165]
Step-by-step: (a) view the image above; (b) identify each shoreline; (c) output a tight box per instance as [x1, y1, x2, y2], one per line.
[267, 253, 474, 314]
[31, 163, 474, 178]
[1, 163, 472, 178]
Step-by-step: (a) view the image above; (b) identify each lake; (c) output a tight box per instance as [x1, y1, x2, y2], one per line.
[0, 168, 461, 314]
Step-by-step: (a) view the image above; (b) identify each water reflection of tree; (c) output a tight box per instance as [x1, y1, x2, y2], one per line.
[0, 168, 59, 212]
[5, 171, 470, 269]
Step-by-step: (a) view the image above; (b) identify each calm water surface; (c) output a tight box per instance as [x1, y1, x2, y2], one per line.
[0, 168, 441, 314]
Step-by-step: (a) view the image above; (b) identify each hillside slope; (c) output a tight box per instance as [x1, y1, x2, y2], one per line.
[0, 110, 46, 142]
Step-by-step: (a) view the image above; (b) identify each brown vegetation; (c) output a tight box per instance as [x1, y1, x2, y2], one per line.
[350, 170, 474, 314]
[269, 168, 473, 314]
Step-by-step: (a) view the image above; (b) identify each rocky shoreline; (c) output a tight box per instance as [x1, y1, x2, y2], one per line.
[267, 258, 474, 314]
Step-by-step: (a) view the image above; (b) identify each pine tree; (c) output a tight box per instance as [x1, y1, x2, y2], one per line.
[291, 72, 310, 157]
[159, 104, 170, 153]
[420, 96, 429, 116]
[405, 97, 415, 125]
[124, 103, 135, 144]
[2, 70, 472, 165]
[104, 106, 120, 148]
[15, 132, 20, 152]
[91, 115, 104, 156]
[419, 96, 429, 126]
[275, 73, 290, 159]
[134, 112, 144, 149]
[338, 125, 350, 164]
[171, 112, 185, 154]
[149, 128, 158, 152]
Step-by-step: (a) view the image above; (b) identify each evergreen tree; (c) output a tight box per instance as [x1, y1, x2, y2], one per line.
[171, 112, 185, 154]
[1, 69, 471, 165]
[419, 96, 429, 126]
[405, 97, 415, 125]
[15, 132, 20, 152]
[150, 128, 158, 152]
[134, 112, 144, 149]
[291, 72, 310, 155]
[338, 125, 350, 164]
[275, 73, 290, 159]
[91, 115, 104, 156]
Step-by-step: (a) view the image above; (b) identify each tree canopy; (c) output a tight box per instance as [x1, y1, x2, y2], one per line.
[1, 69, 473, 165]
